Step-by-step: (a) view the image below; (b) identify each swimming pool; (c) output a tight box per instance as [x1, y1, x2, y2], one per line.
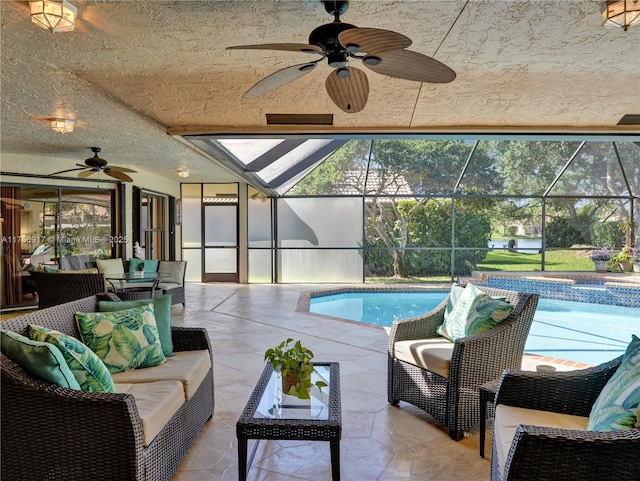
[308, 290, 639, 366]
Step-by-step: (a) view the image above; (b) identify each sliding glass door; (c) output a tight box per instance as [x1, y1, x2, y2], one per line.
[1, 184, 115, 310]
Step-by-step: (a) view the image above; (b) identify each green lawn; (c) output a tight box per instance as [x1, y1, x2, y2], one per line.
[477, 249, 594, 272]
[365, 248, 600, 284]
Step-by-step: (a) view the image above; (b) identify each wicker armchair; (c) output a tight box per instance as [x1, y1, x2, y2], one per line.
[387, 286, 539, 440]
[29, 270, 108, 308]
[491, 358, 640, 481]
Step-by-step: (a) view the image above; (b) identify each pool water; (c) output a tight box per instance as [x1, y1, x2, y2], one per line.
[309, 291, 640, 366]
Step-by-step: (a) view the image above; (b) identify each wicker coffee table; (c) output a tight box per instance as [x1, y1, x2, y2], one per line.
[236, 362, 342, 481]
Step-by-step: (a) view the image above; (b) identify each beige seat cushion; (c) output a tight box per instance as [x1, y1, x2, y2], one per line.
[111, 350, 211, 400]
[158, 261, 186, 285]
[158, 282, 181, 291]
[96, 258, 124, 275]
[115, 380, 185, 446]
[494, 404, 589, 479]
[394, 338, 454, 378]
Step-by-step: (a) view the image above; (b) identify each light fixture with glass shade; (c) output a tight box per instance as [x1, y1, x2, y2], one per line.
[50, 118, 74, 133]
[30, 0, 77, 33]
[178, 169, 190, 178]
[602, 0, 640, 30]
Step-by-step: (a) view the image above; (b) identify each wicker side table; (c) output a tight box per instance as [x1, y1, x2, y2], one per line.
[479, 378, 500, 458]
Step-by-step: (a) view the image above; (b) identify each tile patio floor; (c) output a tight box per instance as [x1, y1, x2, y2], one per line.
[170, 283, 576, 481]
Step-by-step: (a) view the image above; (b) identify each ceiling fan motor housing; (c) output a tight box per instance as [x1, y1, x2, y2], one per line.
[309, 21, 357, 68]
[86, 157, 107, 169]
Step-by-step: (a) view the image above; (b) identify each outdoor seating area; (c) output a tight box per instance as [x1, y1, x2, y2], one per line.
[1, 282, 637, 480]
[1, 1, 639, 480]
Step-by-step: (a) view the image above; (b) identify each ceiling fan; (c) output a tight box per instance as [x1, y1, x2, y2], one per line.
[227, 0, 456, 113]
[50, 147, 137, 182]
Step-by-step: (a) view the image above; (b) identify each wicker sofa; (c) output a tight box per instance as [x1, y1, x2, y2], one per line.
[1, 295, 214, 481]
[491, 357, 640, 481]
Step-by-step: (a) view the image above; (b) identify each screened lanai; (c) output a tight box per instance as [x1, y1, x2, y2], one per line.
[181, 136, 639, 283]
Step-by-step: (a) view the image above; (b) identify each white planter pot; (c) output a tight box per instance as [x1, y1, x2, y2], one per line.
[633, 263, 640, 273]
[593, 260, 608, 272]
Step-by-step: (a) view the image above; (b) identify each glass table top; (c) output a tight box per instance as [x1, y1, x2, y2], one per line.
[105, 272, 163, 281]
[253, 364, 331, 421]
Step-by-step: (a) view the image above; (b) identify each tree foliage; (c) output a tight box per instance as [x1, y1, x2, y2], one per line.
[287, 139, 639, 277]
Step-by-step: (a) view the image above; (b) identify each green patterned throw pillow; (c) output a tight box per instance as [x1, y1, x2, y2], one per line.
[587, 335, 640, 431]
[75, 304, 166, 374]
[1, 329, 81, 390]
[97, 293, 174, 357]
[437, 284, 514, 341]
[444, 284, 465, 321]
[28, 325, 115, 393]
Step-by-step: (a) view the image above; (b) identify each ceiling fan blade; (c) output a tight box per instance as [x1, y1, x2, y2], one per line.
[227, 43, 323, 54]
[105, 165, 137, 173]
[106, 171, 133, 182]
[325, 67, 369, 114]
[49, 167, 86, 176]
[364, 49, 456, 83]
[76, 163, 89, 168]
[78, 169, 97, 178]
[339, 28, 412, 54]
[243, 63, 317, 99]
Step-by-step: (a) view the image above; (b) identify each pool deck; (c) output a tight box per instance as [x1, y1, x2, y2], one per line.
[465, 270, 640, 288]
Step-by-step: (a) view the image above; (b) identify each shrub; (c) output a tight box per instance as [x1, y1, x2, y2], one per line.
[545, 217, 583, 247]
[591, 222, 624, 249]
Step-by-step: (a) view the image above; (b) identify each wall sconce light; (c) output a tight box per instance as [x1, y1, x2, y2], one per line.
[50, 118, 74, 133]
[30, 0, 77, 33]
[178, 169, 190, 178]
[602, 0, 640, 30]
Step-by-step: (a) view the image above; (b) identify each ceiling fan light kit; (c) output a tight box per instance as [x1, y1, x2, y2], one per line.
[227, 0, 455, 114]
[602, 0, 640, 30]
[29, 0, 77, 33]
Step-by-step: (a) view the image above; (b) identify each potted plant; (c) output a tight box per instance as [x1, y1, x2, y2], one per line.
[589, 247, 613, 273]
[264, 338, 327, 399]
[133, 241, 145, 275]
[612, 246, 633, 272]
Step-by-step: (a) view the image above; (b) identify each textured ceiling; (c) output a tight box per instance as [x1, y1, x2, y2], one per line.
[1, 0, 639, 183]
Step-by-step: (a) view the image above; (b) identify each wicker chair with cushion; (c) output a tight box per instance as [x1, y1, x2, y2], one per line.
[388, 285, 539, 440]
[29, 270, 108, 308]
[491, 356, 640, 481]
[157, 260, 187, 306]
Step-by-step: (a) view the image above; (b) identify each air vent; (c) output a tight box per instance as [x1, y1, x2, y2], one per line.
[266, 113, 333, 125]
[617, 114, 640, 125]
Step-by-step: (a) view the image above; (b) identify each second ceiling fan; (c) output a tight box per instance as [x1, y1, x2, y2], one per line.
[50, 147, 137, 182]
[227, 0, 456, 113]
